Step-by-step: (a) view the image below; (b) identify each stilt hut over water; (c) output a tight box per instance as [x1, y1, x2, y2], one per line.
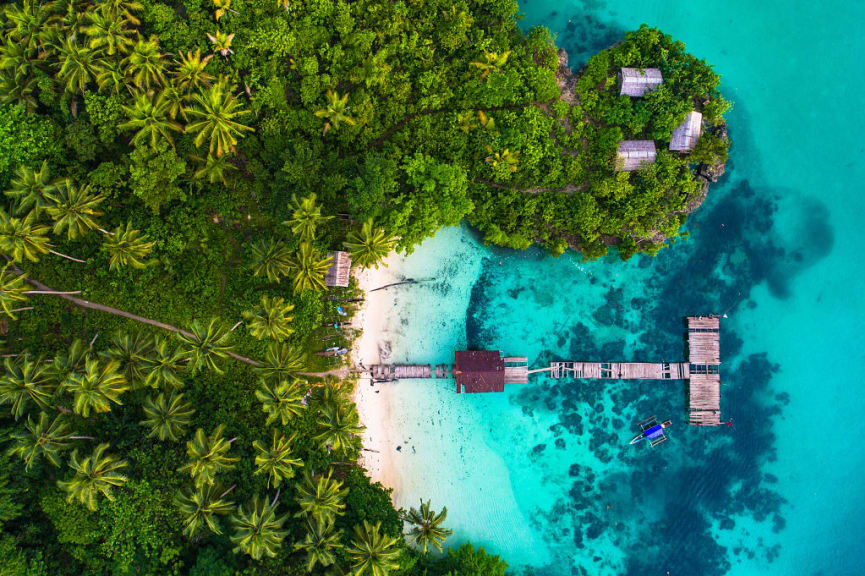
[670, 111, 703, 151]
[617, 140, 657, 171]
[454, 350, 505, 393]
[324, 251, 351, 287]
[619, 67, 663, 97]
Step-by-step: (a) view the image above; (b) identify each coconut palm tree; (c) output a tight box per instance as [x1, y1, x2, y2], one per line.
[178, 424, 239, 488]
[45, 181, 105, 240]
[141, 336, 188, 389]
[0, 355, 55, 419]
[470, 49, 511, 79]
[255, 342, 306, 382]
[8, 412, 90, 471]
[403, 499, 452, 553]
[276, 0, 290, 12]
[56, 35, 98, 95]
[123, 37, 167, 89]
[101, 331, 153, 386]
[207, 30, 235, 58]
[95, 58, 126, 95]
[48, 339, 89, 387]
[57, 443, 128, 511]
[314, 90, 355, 133]
[65, 357, 129, 418]
[175, 483, 235, 537]
[81, 6, 136, 56]
[97, 0, 144, 26]
[119, 91, 183, 148]
[174, 49, 214, 93]
[295, 470, 348, 526]
[192, 153, 236, 185]
[248, 237, 292, 283]
[0, 262, 31, 319]
[284, 193, 332, 242]
[177, 318, 233, 374]
[477, 110, 496, 131]
[344, 219, 396, 269]
[185, 80, 253, 157]
[0, 70, 40, 112]
[212, 0, 234, 21]
[0, 209, 50, 262]
[314, 401, 364, 455]
[141, 391, 195, 441]
[242, 295, 295, 342]
[102, 222, 156, 270]
[255, 379, 305, 426]
[288, 242, 332, 293]
[346, 520, 401, 576]
[294, 518, 343, 572]
[484, 147, 519, 172]
[253, 430, 302, 489]
[230, 495, 289, 560]
[3, 0, 53, 52]
[4, 161, 59, 214]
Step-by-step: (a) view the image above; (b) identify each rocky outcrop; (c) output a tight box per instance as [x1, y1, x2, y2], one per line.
[556, 49, 578, 105]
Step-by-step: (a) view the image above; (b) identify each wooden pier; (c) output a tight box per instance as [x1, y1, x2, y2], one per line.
[361, 316, 723, 426]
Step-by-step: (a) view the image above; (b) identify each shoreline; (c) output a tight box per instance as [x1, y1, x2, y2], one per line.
[351, 252, 402, 497]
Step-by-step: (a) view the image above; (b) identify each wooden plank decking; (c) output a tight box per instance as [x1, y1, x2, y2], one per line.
[685, 316, 722, 425]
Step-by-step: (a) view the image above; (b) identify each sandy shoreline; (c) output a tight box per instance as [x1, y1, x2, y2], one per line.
[351, 253, 402, 496]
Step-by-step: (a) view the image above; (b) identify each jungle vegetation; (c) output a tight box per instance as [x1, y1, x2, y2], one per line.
[0, 0, 728, 573]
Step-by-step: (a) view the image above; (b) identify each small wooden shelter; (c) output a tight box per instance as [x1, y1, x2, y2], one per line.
[454, 350, 504, 393]
[670, 111, 703, 151]
[617, 140, 656, 171]
[324, 251, 351, 288]
[619, 67, 663, 97]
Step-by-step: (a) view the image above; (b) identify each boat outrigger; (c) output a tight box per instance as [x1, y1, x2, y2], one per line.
[629, 416, 672, 447]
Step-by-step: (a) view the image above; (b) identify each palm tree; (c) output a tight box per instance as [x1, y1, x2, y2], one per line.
[294, 518, 343, 572]
[0, 209, 50, 262]
[344, 219, 396, 269]
[65, 357, 129, 418]
[81, 6, 136, 56]
[185, 80, 253, 157]
[243, 295, 295, 342]
[255, 379, 305, 425]
[101, 331, 153, 386]
[314, 90, 355, 133]
[255, 342, 306, 382]
[230, 495, 289, 560]
[45, 180, 105, 240]
[295, 470, 348, 526]
[97, 0, 144, 26]
[175, 483, 235, 537]
[4, 161, 59, 214]
[119, 91, 183, 148]
[212, 0, 234, 21]
[57, 443, 128, 511]
[470, 49, 511, 79]
[3, 0, 53, 52]
[123, 37, 167, 89]
[484, 147, 519, 172]
[0, 355, 55, 419]
[276, 0, 291, 12]
[207, 31, 235, 58]
[192, 153, 236, 185]
[177, 318, 233, 374]
[0, 70, 40, 113]
[95, 58, 126, 95]
[477, 110, 496, 131]
[8, 412, 90, 471]
[403, 499, 452, 553]
[174, 49, 214, 93]
[141, 391, 195, 441]
[102, 222, 156, 270]
[248, 237, 292, 283]
[56, 35, 98, 95]
[314, 401, 364, 455]
[0, 263, 31, 319]
[284, 193, 332, 242]
[253, 430, 302, 489]
[48, 339, 89, 387]
[142, 336, 188, 389]
[288, 243, 332, 293]
[178, 424, 239, 488]
[347, 521, 401, 576]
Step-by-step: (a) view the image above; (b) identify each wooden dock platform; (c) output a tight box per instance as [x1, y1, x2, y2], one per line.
[685, 316, 721, 426]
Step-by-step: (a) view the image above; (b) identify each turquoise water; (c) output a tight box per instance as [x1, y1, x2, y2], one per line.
[376, 2, 865, 574]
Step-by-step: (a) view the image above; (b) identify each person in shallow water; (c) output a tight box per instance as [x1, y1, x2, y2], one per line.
[629, 417, 672, 447]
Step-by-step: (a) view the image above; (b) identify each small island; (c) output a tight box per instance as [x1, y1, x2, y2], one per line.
[0, 0, 730, 574]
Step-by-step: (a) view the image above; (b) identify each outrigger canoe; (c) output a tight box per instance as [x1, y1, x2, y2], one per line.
[629, 416, 672, 447]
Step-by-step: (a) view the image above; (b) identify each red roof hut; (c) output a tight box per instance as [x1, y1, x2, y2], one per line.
[454, 350, 505, 393]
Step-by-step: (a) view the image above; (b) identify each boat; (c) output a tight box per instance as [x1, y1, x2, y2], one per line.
[629, 416, 672, 447]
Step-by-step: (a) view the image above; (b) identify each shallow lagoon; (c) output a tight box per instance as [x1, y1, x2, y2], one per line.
[374, 1, 865, 574]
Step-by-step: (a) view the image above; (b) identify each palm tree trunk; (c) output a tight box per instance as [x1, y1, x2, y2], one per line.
[70, 435, 95, 440]
[47, 249, 86, 263]
[25, 290, 82, 295]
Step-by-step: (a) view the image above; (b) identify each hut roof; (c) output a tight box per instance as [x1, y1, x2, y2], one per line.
[324, 251, 351, 288]
[616, 140, 656, 171]
[670, 111, 703, 151]
[619, 67, 663, 97]
[454, 350, 505, 393]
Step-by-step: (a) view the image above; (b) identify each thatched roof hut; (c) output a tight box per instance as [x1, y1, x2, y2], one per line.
[324, 251, 351, 288]
[670, 111, 703, 151]
[619, 67, 663, 97]
[616, 140, 656, 171]
[454, 350, 505, 393]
